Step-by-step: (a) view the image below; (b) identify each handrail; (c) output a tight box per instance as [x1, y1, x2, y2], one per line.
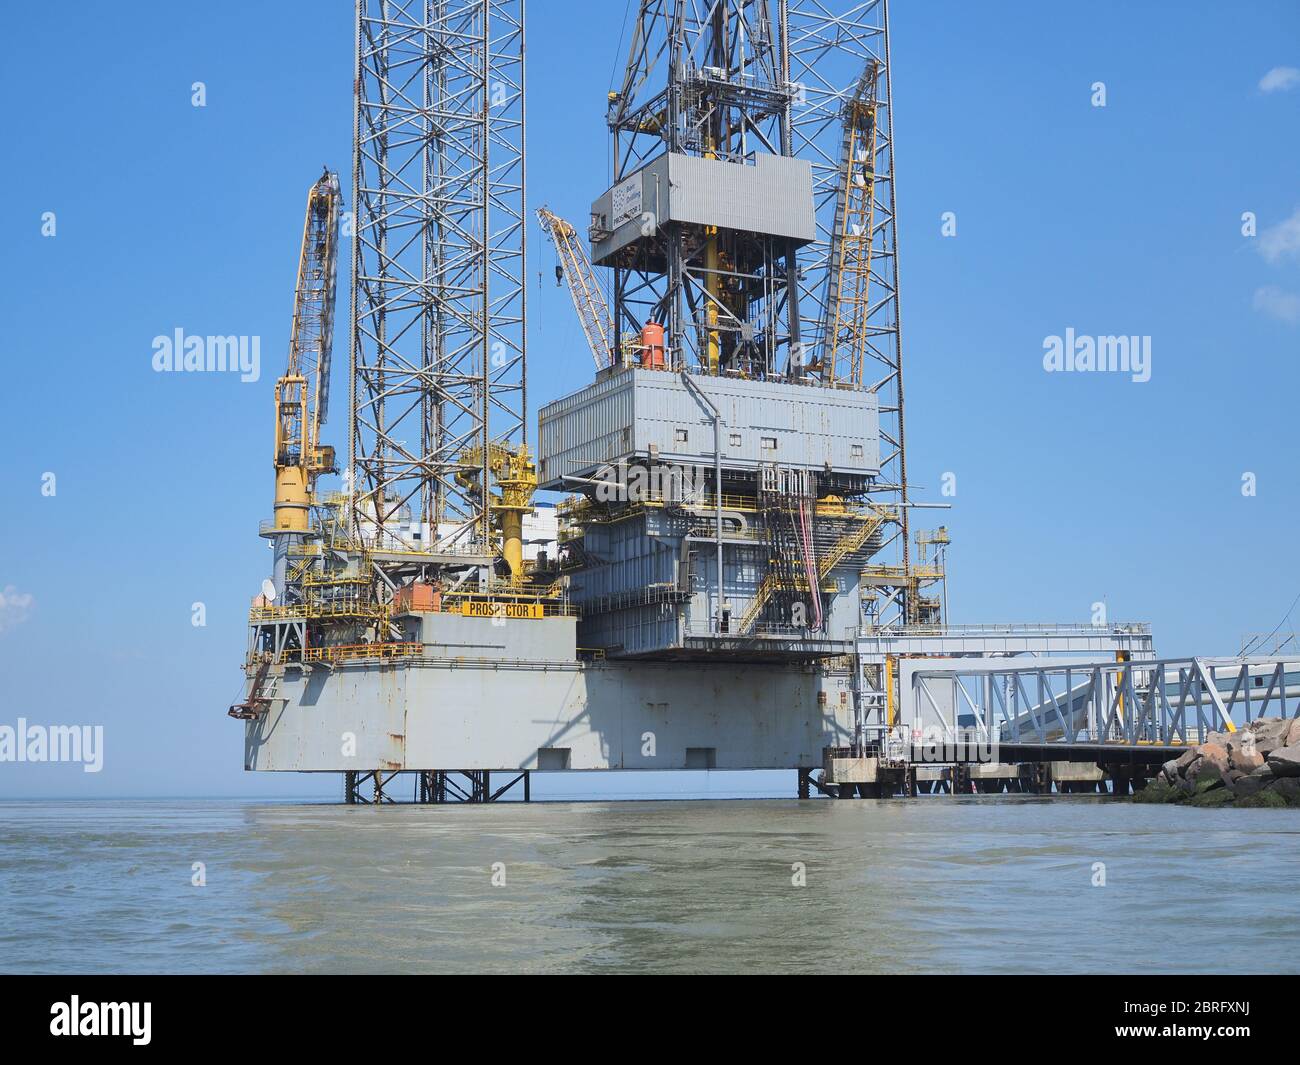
[301, 642, 422, 664]
[871, 622, 1152, 636]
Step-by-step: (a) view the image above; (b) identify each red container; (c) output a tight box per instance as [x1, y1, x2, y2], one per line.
[395, 583, 440, 613]
[640, 322, 666, 369]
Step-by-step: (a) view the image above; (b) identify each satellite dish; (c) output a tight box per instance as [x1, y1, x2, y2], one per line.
[261, 579, 277, 602]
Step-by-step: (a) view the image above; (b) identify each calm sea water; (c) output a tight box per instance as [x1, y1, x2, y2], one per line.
[1, 798, 1298, 974]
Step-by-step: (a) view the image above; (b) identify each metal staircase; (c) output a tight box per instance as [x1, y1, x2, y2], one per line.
[739, 496, 892, 635]
[228, 660, 279, 720]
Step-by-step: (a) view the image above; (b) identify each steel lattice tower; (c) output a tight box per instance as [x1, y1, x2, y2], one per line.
[787, 0, 911, 600]
[607, 0, 803, 377]
[605, 0, 913, 622]
[349, 0, 527, 560]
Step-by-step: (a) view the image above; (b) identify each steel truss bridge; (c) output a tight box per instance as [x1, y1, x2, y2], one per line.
[897, 654, 1300, 756]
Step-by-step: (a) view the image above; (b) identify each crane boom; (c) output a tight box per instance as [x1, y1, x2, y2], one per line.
[537, 206, 613, 371]
[273, 170, 341, 536]
[821, 61, 881, 388]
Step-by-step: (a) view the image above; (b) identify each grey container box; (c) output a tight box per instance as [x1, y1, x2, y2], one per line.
[590, 152, 816, 265]
[537, 367, 879, 490]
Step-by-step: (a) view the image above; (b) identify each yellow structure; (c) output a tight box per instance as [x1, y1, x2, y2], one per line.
[825, 60, 881, 388]
[273, 171, 341, 532]
[457, 443, 539, 579]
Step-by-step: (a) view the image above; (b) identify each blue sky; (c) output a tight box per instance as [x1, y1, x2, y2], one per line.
[1, 0, 1298, 798]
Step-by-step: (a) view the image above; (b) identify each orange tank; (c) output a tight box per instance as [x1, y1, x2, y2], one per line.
[640, 322, 666, 369]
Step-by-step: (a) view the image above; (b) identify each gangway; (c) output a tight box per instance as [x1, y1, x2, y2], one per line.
[898, 654, 1300, 751]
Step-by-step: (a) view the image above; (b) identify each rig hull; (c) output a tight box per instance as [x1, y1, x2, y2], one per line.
[245, 616, 854, 772]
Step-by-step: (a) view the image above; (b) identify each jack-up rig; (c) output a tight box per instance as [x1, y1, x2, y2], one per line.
[233, 0, 1273, 805]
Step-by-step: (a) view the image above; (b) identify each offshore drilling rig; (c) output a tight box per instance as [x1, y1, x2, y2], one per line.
[232, 1, 1157, 802]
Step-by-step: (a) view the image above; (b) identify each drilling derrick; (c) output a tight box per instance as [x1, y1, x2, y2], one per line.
[595, 0, 806, 376]
[349, 0, 532, 599]
[537, 0, 914, 663]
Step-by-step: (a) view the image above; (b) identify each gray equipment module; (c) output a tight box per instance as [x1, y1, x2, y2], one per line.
[538, 367, 879, 486]
[539, 367, 884, 658]
[590, 152, 816, 266]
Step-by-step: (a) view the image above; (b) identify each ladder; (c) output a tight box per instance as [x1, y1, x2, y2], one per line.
[228, 660, 279, 720]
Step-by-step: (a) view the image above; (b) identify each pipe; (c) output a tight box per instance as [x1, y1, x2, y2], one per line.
[502, 510, 524, 578]
[680, 371, 725, 632]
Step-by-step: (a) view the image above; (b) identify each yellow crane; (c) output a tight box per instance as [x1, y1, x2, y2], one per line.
[822, 60, 881, 388]
[456, 443, 539, 581]
[537, 206, 613, 371]
[233, 170, 341, 720]
[273, 170, 341, 533]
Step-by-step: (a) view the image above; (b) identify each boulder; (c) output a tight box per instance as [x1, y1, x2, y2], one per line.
[1229, 746, 1265, 774]
[1129, 730, 1300, 807]
[1237, 788, 1288, 809]
[1245, 718, 1291, 756]
[1265, 744, 1300, 778]
[1134, 778, 1184, 804]
[1189, 743, 1229, 782]
[1188, 785, 1235, 808]
[1224, 731, 1251, 752]
[1198, 770, 1226, 791]
[1248, 716, 1290, 741]
[1231, 773, 1270, 799]
[1268, 777, 1300, 805]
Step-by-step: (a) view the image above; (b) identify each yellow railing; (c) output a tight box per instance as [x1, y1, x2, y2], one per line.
[249, 605, 309, 622]
[301, 642, 422, 664]
[559, 492, 885, 530]
[439, 594, 579, 618]
[249, 601, 387, 623]
[818, 508, 894, 575]
[303, 573, 369, 587]
[860, 564, 945, 583]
